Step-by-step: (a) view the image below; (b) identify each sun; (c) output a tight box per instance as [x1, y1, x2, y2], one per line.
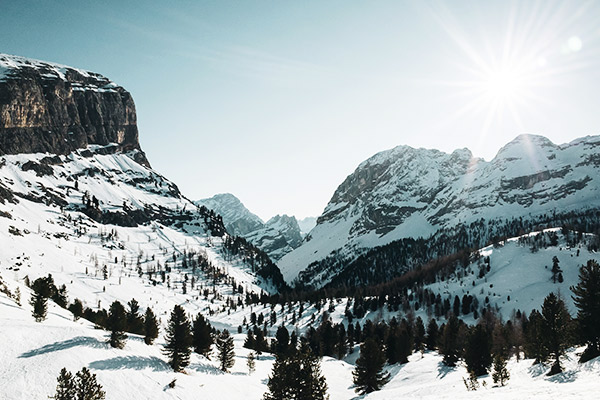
[483, 67, 523, 101]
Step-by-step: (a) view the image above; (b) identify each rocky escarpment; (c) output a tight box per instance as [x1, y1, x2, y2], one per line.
[0, 54, 148, 166]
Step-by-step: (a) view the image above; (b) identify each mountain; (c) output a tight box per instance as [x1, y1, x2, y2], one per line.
[196, 193, 304, 261]
[194, 193, 264, 236]
[0, 53, 285, 293]
[279, 134, 600, 288]
[0, 54, 149, 167]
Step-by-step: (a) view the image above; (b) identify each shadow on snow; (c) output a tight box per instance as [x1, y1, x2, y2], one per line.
[19, 336, 107, 358]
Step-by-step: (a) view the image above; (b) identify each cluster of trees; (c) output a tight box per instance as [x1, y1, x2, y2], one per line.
[54, 367, 105, 400]
[28, 274, 67, 322]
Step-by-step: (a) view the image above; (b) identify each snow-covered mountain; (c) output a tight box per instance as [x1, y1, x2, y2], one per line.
[196, 193, 304, 261]
[194, 193, 264, 236]
[0, 53, 285, 294]
[298, 216, 317, 236]
[279, 134, 600, 287]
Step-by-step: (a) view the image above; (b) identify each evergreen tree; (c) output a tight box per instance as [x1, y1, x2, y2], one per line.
[69, 298, 84, 321]
[414, 317, 426, 352]
[441, 315, 461, 367]
[353, 338, 390, 394]
[244, 330, 256, 349]
[541, 292, 570, 375]
[572, 259, 600, 362]
[75, 367, 105, 400]
[30, 290, 47, 322]
[143, 307, 159, 345]
[523, 309, 547, 363]
[55, 368, 76, 400]
[126, 298, 144, 335]
[551, 256, 562, 284]
[106, 301, 127, 349]
[492, 354, 510, 386]
[426, 318, 439, 350]
[192, 312, 213, 358]
[163, 305, 193, 372]
[264, 350, 328, 400]
[274, 325, 290, 356]
[216, 329, 235, 372]
[247, 351, 256, 374]
[464, 324, 492, 376]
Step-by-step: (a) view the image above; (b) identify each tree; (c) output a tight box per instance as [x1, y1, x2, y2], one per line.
[523, 309, 548, 363]
[441, 315, 461, 366]
[572, 259, 600, 362]
[55, 368, 76, 400]
[75, 367, 105, 400]
[216, 329, 235, 372]
[426, 318, 439, 350]
[247, 351, 256, 374]
[551, 256, 562, 284]
[264, 350, 328, 400]
[353, 338, 390, 394]
[541, 292, 570, 375]
[69, 298, 84, 320]
[274, 325, 290, 356]
[164, 305, 193, 372]
[143, 307, 159, 345]
[126, 298, 144, 335]
[414, 317, 426, 352]
[30, 290, 47, 322]
[492, 355, 510, 386]
[192, 312, 213, 358]
[106, 301, 127, 349]
[464, 324, 492, 376]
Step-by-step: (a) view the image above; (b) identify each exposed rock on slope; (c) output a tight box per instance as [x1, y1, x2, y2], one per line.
[0, 54, 148, 166]
[195, 193, 264, 236]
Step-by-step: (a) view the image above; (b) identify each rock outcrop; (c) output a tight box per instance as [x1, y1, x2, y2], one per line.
[0, 54, 148, 166]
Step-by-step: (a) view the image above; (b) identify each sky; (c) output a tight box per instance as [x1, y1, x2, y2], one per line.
[2, 0, 600, 220]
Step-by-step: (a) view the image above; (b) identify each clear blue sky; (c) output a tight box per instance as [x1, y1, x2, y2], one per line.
[2, 0, 600, 220]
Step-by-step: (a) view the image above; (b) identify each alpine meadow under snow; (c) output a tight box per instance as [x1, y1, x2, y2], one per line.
[1, 52, 600, 400]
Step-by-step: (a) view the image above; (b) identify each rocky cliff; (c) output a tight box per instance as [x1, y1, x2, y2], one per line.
[0, 54, 148, 166]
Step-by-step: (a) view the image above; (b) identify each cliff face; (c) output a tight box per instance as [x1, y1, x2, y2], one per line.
[0, 54, 148, 166]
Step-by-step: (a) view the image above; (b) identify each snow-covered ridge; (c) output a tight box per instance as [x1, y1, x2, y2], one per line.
[279, 134, 600, 286]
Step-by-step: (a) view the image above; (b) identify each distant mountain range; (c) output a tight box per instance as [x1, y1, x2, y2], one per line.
[194, 193, 316, 261]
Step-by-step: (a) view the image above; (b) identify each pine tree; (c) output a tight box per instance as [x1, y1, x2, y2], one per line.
[30, 290, 47, 322]
[523, 309, 548, 363]
[414, 317, 426, 352]
[126, 298, 144, 335]
[247, 351, 256, 375]
[541, 292, 570, 375]
[441, 315, 461, 366]
[492, 354, 510, 386]
[55, 368, 76, 400]
[263, 350, 328, 400]
[353, 338, 390, 394]
[106, 300, 127, 349]
[274, 325, 290, 356]
[163, 305, 193, 372]
[572, 259, 600, 362]
[69, 298, 84, 320]
[551, 256, 562, 284]
[143, 307, 159, 345]
[464, 324, 492, 376]
[192, 312, 213, 358]
[216, 329, 235, 372]
[75, 367, 105, 400]
[426, 318, 439, 350]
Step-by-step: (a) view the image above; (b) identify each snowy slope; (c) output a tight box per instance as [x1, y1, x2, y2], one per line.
[279, 134, 600, 286]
